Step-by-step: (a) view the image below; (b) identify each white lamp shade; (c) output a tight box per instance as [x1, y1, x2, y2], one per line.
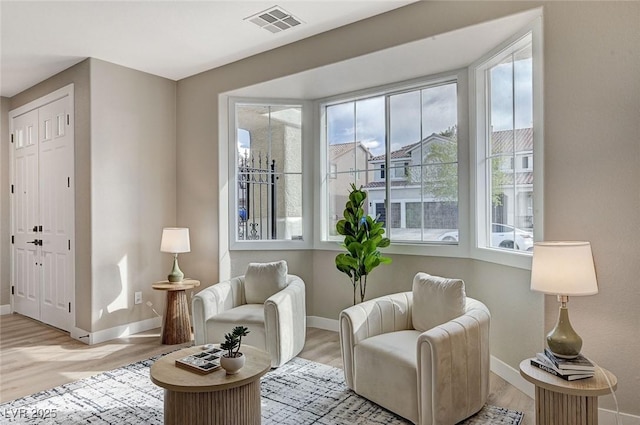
[160, 228, 190, 253]
[530, 241, 598, 296]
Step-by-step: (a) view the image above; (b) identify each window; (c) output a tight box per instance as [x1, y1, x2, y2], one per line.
[473, 29, 541, 257]
[233, 102, 303, 242]
[322, 79, 459, 243]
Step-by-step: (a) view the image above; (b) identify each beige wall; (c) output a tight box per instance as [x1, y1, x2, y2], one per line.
[89, 59, 176, 332]
[0, 97, 9, 307]
[177, 1, 640, 416]
[8, 60, 92, 330]
[4, 59, 177, 332]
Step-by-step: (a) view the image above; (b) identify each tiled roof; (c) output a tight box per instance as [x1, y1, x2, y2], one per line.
[491, 128, 533, 154]
[515, 172, 533, 185]
[329, 142, 371, 159]
[369, 128, 533, 160]
[370, 133, 453, 161]
[370, 141, 420, 161]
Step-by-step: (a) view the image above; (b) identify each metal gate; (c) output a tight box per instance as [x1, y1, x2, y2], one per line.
[238, 153, 277, 240]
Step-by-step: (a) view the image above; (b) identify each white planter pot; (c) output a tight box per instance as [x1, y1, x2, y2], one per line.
[220, 353, 245, 375]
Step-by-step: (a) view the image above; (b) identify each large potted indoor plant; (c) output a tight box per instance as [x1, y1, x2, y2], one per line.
[219, 326, 250, 374]
[335, 183, 391, 305]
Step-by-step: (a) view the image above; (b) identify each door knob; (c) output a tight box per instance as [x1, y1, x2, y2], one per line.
[26, 239, 42, 246]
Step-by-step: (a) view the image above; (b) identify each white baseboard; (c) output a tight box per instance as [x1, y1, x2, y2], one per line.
[71, 316, 162, 345]
[490, 355, 535, 399]
[307, 315, 339, 332]
[306, 315, 638, 423]
[0, 304, 11, 315]
[599, 408, 640, 425]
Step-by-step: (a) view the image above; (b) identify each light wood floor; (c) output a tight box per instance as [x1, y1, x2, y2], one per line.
[0, 313, 533, 423]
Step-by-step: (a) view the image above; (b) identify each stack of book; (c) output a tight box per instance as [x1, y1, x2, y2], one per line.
[530, 348, 595, 381]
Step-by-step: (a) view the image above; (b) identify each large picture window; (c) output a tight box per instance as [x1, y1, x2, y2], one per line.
[322, 80, 459, 244]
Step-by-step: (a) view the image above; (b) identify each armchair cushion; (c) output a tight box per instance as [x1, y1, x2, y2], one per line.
[206, 304, 267, 353]
[244, 260, 288, 304]
[412, 273, 465, 332]
[354, 330, 421, 423]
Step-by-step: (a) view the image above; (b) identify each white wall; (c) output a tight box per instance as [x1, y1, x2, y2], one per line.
[90, 59, 177, 332]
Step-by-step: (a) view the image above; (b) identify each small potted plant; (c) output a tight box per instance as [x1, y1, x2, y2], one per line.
[219, 326, 250, 374]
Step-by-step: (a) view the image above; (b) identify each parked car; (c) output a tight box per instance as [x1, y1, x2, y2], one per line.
[438, 223, 534, 251]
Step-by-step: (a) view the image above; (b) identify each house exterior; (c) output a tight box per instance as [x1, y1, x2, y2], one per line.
[364, 129, 533, 239]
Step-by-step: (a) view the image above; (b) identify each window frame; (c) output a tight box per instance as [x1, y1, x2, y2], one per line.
[469, 18, 543, 269]
[314, 70, 469, 258]
[227, 97, 313, 251]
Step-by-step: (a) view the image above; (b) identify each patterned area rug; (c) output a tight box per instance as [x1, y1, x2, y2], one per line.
[0, 355, 523, 424]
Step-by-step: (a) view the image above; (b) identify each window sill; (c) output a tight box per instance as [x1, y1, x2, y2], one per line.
[314, 240, 532, 270]
[470, 246, 532, 270]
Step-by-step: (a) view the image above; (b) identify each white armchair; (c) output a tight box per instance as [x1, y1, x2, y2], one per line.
[339, 273, 490, 425]
[192, 261, 306, 368]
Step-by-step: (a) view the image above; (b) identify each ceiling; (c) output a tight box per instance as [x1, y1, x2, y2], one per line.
[0, 0, 416, 98]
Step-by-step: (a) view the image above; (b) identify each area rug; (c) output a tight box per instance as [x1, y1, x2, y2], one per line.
[0, 354, 523, 424]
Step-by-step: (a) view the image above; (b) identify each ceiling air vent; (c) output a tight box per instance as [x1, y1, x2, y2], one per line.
[245, 6, 302, 34]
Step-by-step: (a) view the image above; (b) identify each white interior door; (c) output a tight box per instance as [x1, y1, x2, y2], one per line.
[12, 109, 40, 320]
[38, 97, 74, 330]
[10, 86, 75, 332]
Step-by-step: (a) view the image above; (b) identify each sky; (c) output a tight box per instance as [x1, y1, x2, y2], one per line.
[326, 58, 532, 157]
[236, 57, 533, 159]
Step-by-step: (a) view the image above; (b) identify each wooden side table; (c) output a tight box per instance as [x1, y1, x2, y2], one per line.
[152, 279, 200, 345]
[150, 345, 271, 425]
[519, 359, 617, 425]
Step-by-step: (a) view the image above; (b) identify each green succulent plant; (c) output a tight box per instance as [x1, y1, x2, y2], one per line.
[335, 183, 392, 305]
[219, 326, 250, 358]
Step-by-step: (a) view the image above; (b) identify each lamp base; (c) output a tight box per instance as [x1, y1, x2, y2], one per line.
[167, 255, 184, 283]
[547, 303, 582, 359]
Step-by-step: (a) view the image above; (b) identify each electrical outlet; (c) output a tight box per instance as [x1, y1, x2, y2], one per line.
[134, 291, 142, 305]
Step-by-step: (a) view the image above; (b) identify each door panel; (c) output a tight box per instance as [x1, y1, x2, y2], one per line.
[12, 109, 40, 320]
[39, 97, 73, 331]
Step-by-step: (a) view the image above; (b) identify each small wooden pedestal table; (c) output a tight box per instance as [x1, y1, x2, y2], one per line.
[519, 359, 617, 425]
[150, 345, 271, 425]
[152, 279, 200, 345]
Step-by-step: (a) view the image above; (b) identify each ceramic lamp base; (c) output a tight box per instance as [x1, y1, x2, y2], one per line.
[167, 255, 184, 283]
[547, 305, 582, 359]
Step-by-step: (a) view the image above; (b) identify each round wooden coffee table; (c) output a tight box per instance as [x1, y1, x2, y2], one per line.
[150, 345, 271, 425]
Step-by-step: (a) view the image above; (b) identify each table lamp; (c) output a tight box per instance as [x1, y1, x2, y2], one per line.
[530, 241, 598, 359]
[160, 227, 190, 283]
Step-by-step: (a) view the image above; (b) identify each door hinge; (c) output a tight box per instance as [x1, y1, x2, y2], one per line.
[10, 134, 14, 143]
[68, 240, 71, 251]
[11, 286, 14, 295]
[68, 302, 71, 313]
[11, 235, 14, 244]
[11, 184, 14, 194]
[67, 114, 70, 125]
[67, 177, 70, 188]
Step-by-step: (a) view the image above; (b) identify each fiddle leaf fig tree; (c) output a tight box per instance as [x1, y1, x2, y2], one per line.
[335, 184, 392, 305]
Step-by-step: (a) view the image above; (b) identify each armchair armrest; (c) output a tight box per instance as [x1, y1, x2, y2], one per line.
[264, 275, 306, 368]
[339, 292, 413, 389]
[417, 298, 490, 425]
[192, 276, 245, 345]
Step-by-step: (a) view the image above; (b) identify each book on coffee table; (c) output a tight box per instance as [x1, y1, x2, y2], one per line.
[175, 347, 222, 374]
